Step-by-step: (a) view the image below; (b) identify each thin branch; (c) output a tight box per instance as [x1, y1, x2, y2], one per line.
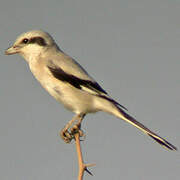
[74, 132, 95, 180]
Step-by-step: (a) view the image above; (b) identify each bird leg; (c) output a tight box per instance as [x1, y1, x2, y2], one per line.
[70, 114, 85, 137]
[60, 114, 85, 143]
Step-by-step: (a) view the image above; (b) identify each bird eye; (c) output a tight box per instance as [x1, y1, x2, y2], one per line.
[22, 38, 29, 44]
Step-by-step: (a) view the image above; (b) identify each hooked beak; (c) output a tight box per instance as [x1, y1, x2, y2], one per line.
[5, 45, 20, 55]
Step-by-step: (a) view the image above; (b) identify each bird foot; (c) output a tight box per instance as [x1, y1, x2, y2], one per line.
[60, 129, 73, 143]
[60, 124, 85, 143]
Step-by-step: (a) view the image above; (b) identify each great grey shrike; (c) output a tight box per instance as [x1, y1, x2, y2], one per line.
[5, 30, 177, 150]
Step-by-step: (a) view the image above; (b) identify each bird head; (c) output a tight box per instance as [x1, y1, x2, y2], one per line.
[5, 30, 58, 61]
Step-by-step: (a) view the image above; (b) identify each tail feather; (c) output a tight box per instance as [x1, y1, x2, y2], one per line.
[115, 105, 177, 151]
[148, 134, 177, 151]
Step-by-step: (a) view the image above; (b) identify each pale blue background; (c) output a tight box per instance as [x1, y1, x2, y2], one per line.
[0, 0, 179, 179]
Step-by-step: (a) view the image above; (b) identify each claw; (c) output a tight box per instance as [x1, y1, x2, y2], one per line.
[60, 116, 85, 143]
[70, 124, 79, 134]
[79, 130, 83, 137]
[70, 124, 85, 138]
[60, 129, 73, 143]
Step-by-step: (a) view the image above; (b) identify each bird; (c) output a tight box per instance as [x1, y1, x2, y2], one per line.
[5, 30, 177, 150]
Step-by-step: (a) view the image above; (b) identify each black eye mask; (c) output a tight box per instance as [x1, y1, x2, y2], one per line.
[29, 37, 47, 46]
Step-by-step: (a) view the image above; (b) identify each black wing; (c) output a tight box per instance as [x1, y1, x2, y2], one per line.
[48, 64, 127, 111]
[48, 65, 107, 94]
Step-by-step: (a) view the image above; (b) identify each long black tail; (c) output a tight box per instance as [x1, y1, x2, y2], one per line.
[114, 105, 177, 151]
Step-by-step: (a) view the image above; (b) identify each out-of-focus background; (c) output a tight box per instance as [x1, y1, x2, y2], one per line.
[0, 0, 179, 179]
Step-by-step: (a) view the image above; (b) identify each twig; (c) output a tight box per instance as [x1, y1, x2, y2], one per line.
[74, 132, 95, 180]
